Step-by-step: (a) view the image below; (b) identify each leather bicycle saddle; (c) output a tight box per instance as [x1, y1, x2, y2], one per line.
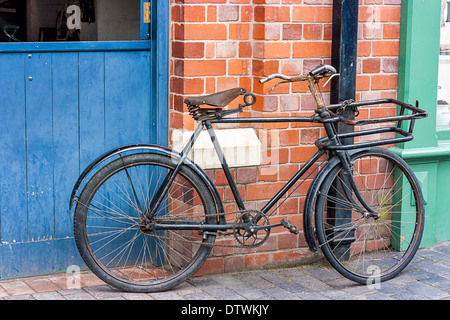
[184, 88, 247, 108]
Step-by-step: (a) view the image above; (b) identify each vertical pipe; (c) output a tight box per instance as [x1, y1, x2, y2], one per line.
[329, 0, 359, 261]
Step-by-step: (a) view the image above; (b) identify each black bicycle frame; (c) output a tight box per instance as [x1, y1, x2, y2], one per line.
[145, 96, 428, 232]
[146, 112, 363, 233]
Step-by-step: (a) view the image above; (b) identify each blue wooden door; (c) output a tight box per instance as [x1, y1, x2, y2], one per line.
[0, 1, 168, 279]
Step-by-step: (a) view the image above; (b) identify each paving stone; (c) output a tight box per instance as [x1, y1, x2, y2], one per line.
[320, 289, 359, 300]
[433, 242, 450, 256]
[182, 291, 214, 300]
[3, 294, 35, 300]
[231, 284, 268, 300]
[59, 289, 96, 300]
[120, 292, 154, 300]
[362, 292, 395, 300]
[236, 273, 275, 290]
[25, 278, 60, 293]
[403, 281, 450, 300]
[148, 290, 185, 300]
[262, 287, 301, 300]
[32, 291, 66, 300]
[0, 281, 35, 296]
[213, 275, 245, 288]
[83, 285, 123, 299]
[303, 266, 341, 281]
[416, 249, 449, 262]
[405, 268, 450, 286]
[297, 291, 330, 300]
[291, 274, 334, 292]
[1, 241, 450, 300]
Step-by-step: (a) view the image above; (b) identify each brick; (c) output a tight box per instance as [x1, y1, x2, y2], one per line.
[290, 146, 319, 163]
[279, 129, 300, 146]
[238, 42, 252, 57]
[363, 23, 383, 40]
[383, 24, 400, 39]
[303, 24, 322, 40]
[293, 42, 331, 58]
[293, 6, 315, 22]
[280, 95, 300, 111]
[279, 233, 299, 249]
[219, 5, 239, 21]
[216, 42, 237, 58]
[183, 24, 227, 40]
[315, 7, 333, 22]
[183, 6, 206, 22]
[363, 58, 381, 73]
[373, 40, 399, 56]
[300, 128, 320, 144]
[255, 6, 290, 22]
[236, 167, 257, 184]
[247, 182, 285, 200]
[172, 42, 204, 58]
[371, 74, 398, 90]
[283, 24, 303, 40]
[229, 23, 250, 40]
[195, 258, 223, 276]
[264, 42, 291, 59]
[246, 253, 270, 268]
[183, 60, 226, 76]
[373, 6, 401, 22]
[278, 197, 299, 214]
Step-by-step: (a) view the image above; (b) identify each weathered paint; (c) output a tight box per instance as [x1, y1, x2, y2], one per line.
[0, 0, 169, 279]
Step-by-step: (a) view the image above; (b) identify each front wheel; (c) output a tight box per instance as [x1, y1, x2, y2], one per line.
[73, 153, 218, 292]
[315, 148, 424, 284]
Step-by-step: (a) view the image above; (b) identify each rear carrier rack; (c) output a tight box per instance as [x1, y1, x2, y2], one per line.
[316, 99, 428, 151]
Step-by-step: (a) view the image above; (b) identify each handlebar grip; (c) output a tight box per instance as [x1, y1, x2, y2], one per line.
[309, 65, 337, 77]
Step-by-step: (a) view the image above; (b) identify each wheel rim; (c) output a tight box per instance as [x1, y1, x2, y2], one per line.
[317, 152, 423, 280]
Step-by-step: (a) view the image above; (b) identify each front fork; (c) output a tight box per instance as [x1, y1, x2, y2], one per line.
[321, 112, 378, 219]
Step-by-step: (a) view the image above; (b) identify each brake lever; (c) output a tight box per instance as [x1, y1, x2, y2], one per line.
[322, 73, 340, 88]
[267, 80, 290, 94]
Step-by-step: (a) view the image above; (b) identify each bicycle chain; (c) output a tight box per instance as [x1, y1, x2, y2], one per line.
[149, 210, 269, 248]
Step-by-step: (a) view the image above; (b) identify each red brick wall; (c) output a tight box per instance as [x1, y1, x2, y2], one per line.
[169, 0, 401, 275]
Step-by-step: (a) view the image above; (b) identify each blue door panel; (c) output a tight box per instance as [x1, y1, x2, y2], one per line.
[26, 53, 54, 242]
[0, 54, 27, 244]
[0, 48, 156, 278]
[0, 0, 169, 280]
[104, 51, 152, 149]
[79, 52, 106, 169]
[53, 52, 80, 239]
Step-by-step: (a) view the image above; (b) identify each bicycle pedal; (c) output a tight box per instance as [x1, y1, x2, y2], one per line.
[281, 219, 299, 235]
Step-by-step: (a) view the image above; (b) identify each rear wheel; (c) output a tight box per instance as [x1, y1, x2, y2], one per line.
[74, 153, 217, 292]
[315, 148, 424, 284]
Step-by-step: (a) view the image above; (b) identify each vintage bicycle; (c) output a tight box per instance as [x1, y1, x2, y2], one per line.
[69, 65, 427, 293]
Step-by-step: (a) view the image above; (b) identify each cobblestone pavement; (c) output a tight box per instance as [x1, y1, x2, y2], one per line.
[1, 241, 450, 301]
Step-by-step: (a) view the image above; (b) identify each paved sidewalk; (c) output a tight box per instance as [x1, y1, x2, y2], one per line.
[1, 241, 450, 300]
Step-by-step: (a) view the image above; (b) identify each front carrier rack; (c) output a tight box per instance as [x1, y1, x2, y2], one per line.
[315, 98, 428, 151]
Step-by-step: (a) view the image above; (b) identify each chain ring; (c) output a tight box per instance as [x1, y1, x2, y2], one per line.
[232, 210, 271, 248]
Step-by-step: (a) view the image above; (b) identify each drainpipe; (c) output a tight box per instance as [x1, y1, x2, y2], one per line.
[329, 0, 359, 260]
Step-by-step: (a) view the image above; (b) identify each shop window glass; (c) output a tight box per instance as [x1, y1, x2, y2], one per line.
[0, 0, 142, 43]
[438, 0, 450, 127]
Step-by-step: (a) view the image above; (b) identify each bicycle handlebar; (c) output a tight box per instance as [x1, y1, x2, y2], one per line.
[259, 74, 308, 84]
[259, 64, 337, 85]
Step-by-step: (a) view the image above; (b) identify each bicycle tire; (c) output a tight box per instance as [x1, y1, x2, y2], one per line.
[74, 153, 217, 292]
[315, 147, 424, 284]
